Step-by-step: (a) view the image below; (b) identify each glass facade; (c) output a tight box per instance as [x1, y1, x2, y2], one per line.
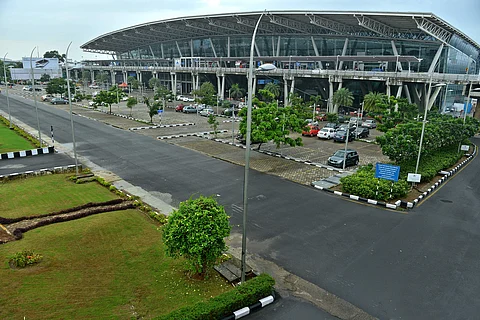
[115, 34, 478, 75]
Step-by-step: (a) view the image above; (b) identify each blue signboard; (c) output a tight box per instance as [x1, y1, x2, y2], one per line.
[375, 163, 400, 182]
[157, 109, 163, 114]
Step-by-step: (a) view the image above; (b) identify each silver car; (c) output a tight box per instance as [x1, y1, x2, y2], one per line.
[361, 119, 377, 129]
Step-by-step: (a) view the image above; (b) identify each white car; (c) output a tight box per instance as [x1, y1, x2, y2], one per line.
[89, 84, 99, 89]
[22, 86, 32, 91]
[317, 127, 336, 139]
[200, 108, 214, 116]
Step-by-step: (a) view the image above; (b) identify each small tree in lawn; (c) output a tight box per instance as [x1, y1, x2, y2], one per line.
[126, 97, 138, 116]
[143, 97, 159, 123]
[207, 114, 219, 138]
[163, 196, 231, 280]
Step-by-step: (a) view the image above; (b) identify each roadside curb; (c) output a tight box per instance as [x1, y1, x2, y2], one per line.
[0, 164, 81, 180]
[313, 145, 477, 210]
[157, 130, 229, 140]
[221, 295, 275, 320]
[0, 146, 55, 160]
[129, 122, 195, 130]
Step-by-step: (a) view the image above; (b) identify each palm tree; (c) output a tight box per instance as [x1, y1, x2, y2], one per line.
[363, 92, 386, 113]
[332, 88, 353, 113]
[229, 83, 244, 100]
[264, 82, 281, 98]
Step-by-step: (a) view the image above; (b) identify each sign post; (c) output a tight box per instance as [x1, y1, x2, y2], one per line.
[375, 163, 400, 199]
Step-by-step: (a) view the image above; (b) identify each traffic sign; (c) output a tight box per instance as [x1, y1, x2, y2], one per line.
[157, 109, 163, 114]
[375, 163, 400, 182]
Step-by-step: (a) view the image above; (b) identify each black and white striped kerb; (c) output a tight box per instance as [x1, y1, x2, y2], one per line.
[157, 130, 228, 140]
[130, 123, 195, 130]
[0, 164, 81, 180]
[0, 146, 55, 160]
[221, 295, 274, 320]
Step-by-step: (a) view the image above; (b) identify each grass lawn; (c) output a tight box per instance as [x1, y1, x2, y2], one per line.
[0, 121, 36, 153]
[0, 175, 232, 319]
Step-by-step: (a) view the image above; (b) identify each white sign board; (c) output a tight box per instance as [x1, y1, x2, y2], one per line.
[22, 57, 59, 70]
[461, 145, 470, 151]
[407, 173, 421, 183]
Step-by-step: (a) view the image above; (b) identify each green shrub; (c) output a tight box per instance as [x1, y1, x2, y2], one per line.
[9, 250, 43, 268]
[157, 273, 275, 320]
[340, 165, 409, 201]
[398, 145, 463, 182]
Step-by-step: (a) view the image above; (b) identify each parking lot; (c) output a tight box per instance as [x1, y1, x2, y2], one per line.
[9, 87, 390, 185]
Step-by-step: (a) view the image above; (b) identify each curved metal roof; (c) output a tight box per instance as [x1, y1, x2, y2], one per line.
[81, 10, 480, 55]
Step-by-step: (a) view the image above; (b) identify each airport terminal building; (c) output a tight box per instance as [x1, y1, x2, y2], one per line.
[80, 11, 480, 112]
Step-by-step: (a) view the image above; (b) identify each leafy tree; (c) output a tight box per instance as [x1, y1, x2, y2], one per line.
[0, 60, 11, 81]
[229, 83, 244, 100]
[332, 88, 353, 113]
[81, 70, 91, 85]
[95, 72, 109, 87]
[46, 78, 75, 97]
[193, 82, 217, 106]
[207, 114, 219, 137]
[148, 77, 161, 89]
[326, 113, 338, 123]
[127, 76, 139, 89]
[143, 97, 160, 123]
[238, 101, 304, 150]
[264, 82, 281, 98]
[258, 88, 275, 103]
[154, 85, 172, 111]
[43, 50, 66, 63]
[162, 195, 231, 279]
[40, 74, 50, 83]
[310, 95, 326, 109]
[93, 86, 123, 113]
[126, 97, 138, 116]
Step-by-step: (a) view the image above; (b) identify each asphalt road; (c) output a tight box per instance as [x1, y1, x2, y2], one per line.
[2, 93, 480, 319]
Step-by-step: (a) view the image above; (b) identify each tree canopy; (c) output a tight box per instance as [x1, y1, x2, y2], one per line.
[193, 81, 217, 106]
[43, 50, 66, 63]
[93, 86, 124, 113]
[45, 78, 75, 97]
[148, 77, 161, 89]
[238, 100, 304, 150]
[162, 196, 231, 279]
[229, 83, 244, 100]
[127, 76, 139, 89]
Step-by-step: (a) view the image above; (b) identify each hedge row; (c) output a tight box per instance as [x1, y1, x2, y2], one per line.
[156, 273, 275, 320]
[398, 145, 463, 182]
[340, 165, 409, 201]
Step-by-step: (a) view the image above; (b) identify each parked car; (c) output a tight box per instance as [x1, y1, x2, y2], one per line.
[196, 104, 206, 111]
[34, 87, 42, 91]
[349, 117, 361, 125]
[333, 129, 354, 142]
[89, 84, 99, 89]
[222, 107, 239, 116]
[362, 119, 377, 129]
[339, 123, 356, 131]
[302, 124, 320, 137]
[41, 94, 53, 102]
[200, 108, 215, 116]
[175, 104, 185, 112]
[353, 127, 370, 139]
[22, 86, 32, 91]
[176, 95, 185, 101]
[327, 149, 359, 168]
[337, 115, 346, 123]
[324, 122, 339, 130]
[182, 105, 197, 113]
[50, 97, 68, 105]
[317, 127, 336, 139]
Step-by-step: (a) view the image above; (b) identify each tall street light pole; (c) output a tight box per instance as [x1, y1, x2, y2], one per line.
[415, 75, 445, 174]
[65, 42, 79, 175]
[30, 47, 42, 147]
[241, 11, 265, 284]
[3, 52, 12, 129]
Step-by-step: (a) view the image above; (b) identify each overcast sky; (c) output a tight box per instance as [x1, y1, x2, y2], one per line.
[1, 0, 479, 62]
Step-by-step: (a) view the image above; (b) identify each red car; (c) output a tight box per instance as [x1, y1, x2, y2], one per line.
[175, 104, 185, 112]
[302, 124, 320, 137]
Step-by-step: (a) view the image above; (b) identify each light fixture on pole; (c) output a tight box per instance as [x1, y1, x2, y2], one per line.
[30, 47, 42, 147]
[3, 52, 12, 129]
[65, 42, 79, 176]
[241, 10, 265, 284]
[414, 78, 445, 174]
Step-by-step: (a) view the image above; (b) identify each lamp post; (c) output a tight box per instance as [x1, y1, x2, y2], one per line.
[30, 47, 42, 147]
[3, 53, 12, 129]
[65, 42, 79, 175]
[415, 77, 445, 174]
[241, 11, 265, 284]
